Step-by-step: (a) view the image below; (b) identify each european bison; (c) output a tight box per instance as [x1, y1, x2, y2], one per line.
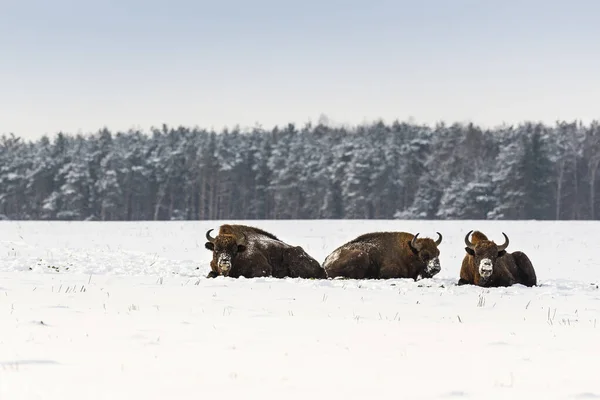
[204, 224, 326, 279]
[323, 231, 443, 280]
[458, 230, 537, 287]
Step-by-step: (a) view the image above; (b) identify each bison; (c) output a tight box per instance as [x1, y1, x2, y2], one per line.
[458, 230, 537, 287]
[204, 224, 326, 279]
[322, 231, 443, 280]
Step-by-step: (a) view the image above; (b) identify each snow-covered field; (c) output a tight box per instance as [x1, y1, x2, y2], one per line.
[1, 220, 599, 399]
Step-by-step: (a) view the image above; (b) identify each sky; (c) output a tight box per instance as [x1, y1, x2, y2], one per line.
[1, 0, 599, 140]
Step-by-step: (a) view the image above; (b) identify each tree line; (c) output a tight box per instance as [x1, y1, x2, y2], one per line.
[0, 119, 599, 221]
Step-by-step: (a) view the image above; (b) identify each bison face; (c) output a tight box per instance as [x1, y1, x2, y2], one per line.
[464, 230, 509, 280]
[204, 229, 247, 276]
[408, 232, 442, 278]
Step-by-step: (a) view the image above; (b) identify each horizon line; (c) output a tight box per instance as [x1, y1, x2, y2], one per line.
[2, 115, 599, 142]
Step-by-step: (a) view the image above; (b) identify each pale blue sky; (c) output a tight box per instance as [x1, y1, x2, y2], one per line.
[1, 0, 599, 139]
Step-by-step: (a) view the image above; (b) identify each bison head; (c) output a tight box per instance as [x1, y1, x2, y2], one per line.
[464, 230, 509, 280]
[408, 232, 443, 277]
[204, 229, 247, 276]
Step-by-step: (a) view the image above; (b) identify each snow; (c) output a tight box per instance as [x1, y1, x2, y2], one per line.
[1, 219, 600, 399]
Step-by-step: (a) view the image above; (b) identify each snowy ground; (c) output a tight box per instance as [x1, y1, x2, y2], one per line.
[1, 220, 599, 399]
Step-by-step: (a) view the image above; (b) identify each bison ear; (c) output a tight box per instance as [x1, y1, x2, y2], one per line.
[408, 241, 419, 255]
[205, 242, 214, 251]
[465, 247, 475, 256]
[237, 244, 247, 253]
[497, 250, 507, 257]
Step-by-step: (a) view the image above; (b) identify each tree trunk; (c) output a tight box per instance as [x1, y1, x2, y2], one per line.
[590, 158, 600, 220]
[555, 160, 565, 220]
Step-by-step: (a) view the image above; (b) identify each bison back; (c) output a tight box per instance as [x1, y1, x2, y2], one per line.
[283, 246, 326, 279]
[220, 224, 281, 241]
[512, 251, 537, 287]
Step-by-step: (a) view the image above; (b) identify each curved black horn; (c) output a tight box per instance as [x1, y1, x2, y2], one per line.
[435, 232, 442, 246]
[205, 229, 216, 243]
[464, 230, 475, 249]
[410, 233, 420, 251]
[497, 232, 509, 251]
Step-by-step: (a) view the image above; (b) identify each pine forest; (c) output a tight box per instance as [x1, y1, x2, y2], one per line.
[1, 119, 599, 221]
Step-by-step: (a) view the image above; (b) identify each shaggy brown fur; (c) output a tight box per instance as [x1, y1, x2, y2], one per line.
[458, 230, 537, 287]
[204, 224, 325, 279]
[323, 231, 443, 280]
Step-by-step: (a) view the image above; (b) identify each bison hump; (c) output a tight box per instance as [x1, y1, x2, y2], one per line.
[470, 231, 489, 243]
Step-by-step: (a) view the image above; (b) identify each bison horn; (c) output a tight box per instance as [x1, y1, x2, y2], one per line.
[464, 230, 475, 249]
[435, 232, 442, 246]
[497, 232, 509, 251]
[410, 233, 421, 251]
[205, 229, 216, 243]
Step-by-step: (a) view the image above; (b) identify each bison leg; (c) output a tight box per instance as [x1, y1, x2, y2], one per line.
[512, 251, 537, 287]
[245, 254, 273, 278]
[205, 261, 220, 278]
[486, 276, 515, 287]
[206, 270, 218, 278]
[240, 267, 271, 278]
[324, 248, 371, 279]
[458, 262, 474, 286]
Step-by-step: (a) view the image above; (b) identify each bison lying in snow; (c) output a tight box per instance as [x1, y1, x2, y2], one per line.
[204, 224, 326, 279]
[323, 231, 443, 280]
[458, 230, 537, 287]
